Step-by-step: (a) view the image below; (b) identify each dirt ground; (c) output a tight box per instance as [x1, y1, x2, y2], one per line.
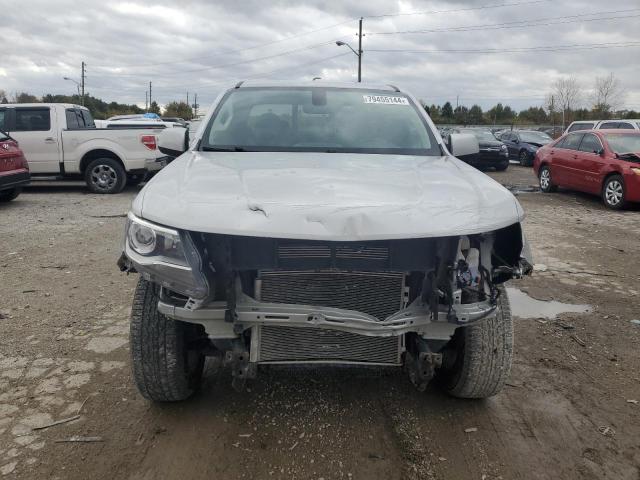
[1, 165, 639, 480]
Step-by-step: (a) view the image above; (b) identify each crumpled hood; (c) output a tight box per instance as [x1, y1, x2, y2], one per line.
[133, 151, 524, 241]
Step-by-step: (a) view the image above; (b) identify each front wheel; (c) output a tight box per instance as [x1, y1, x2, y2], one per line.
[0, 187, 22, 202]
[130, 279, 205, 402]
[539, 165, 557, 193]
[602, 175, 627, 210]
[438, 285, 513, 399]
[84, 158, 126, 194]
[518, 150, 531, 166]
[494, 160, 509, 172]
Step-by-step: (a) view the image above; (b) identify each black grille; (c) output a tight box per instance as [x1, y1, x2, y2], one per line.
[259, 270, 404, 320]
[258, 326, 401, 364]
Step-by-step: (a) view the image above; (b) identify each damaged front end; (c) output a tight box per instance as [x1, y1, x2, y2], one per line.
[120, 213, 532, 389]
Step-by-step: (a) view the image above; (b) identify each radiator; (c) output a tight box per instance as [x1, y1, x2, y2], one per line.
[252, 270, 405, 365]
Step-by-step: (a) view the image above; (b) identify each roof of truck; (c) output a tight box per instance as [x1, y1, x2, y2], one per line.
[235, 80, 402, 92]
[2, 103, 86, 109]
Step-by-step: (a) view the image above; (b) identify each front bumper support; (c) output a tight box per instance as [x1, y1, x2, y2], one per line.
[158, 293, 496, 338]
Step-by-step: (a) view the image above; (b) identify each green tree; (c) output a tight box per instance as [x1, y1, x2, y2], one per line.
[441, 102, 454, 121]
[517, 107, 548, 124]
[468, 105, 484, 125]
[454, 105, 469, 125]
[15, 92, 40, 103]
[163, 101, 193, 120]
[149, 101, 161, 115]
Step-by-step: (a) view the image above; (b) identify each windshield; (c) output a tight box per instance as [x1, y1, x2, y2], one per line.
[604, 133, 640, 153]
[519, 131, 552, 144]
[201, 87, 441, 155]
[0, 130, 9, 141]
[460, 129, 497, 142]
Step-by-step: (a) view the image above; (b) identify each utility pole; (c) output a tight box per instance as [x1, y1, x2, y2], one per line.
[149, 82, 152, 110]
[550, 95, 555, 132]
[186, 92, 189, 106]
[456, 95, 459, 109]
[193, 93, 198, 118]
[81, 61, 85, 106]
[357, 17, 363, 83]
[145, 91, 148, 112]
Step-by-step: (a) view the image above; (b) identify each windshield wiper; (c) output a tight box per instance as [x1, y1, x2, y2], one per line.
[202, 146, 247, 152]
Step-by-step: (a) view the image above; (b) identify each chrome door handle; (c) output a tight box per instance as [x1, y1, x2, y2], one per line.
[44, 137, 55, 143]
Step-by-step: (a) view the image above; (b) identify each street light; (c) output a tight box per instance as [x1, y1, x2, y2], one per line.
[63, 77, 81, 102]
[335, 40, 362, 82]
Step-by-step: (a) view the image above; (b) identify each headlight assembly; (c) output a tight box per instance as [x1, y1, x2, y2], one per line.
[123, 213, 209, 299]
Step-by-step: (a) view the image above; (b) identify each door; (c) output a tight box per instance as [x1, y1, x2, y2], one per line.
[501, 132, 517, 158]
[574, 133, 606, 194]
[9, 106, 61, 174]
[552, 133, 583, 187]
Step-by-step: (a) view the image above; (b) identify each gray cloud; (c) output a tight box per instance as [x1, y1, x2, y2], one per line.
[1, 0, 638, 113]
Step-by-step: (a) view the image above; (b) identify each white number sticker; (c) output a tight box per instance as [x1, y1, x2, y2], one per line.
[363, 95, 409, 106]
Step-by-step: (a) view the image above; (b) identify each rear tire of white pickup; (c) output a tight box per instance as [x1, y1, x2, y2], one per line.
[84, 158, 126, 194]
[130, 278, 205, 402]
[438, 285, 513, 399]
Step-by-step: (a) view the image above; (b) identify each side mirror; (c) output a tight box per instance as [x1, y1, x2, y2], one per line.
[449, 133, 480, 157]
[158, 127, 189, 157]
[597, 148, 605, 156]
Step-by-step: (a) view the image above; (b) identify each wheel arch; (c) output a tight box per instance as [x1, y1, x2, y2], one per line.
[601, 170, 624, 193]
[80, 149, 125, 174]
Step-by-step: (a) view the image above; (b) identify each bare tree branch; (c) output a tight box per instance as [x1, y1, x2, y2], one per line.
[591, 73, 626, 117]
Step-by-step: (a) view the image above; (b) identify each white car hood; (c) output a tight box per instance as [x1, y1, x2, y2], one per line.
[133, 151, 524, 241]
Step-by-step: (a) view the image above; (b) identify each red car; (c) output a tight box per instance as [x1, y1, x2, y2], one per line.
[533, 129, 640, 209]
[0, 131, 30, 202]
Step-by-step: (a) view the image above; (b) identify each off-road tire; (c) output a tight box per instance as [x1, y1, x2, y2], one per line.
[494, 160, 509, 172]
[130, 278, 205, 402]
[602, 174, 627, 210]
[439, 285, 513, 399]
[0, 187, 21, 202]
[84, 157, 126, 194]
[539, 165, 557, 193]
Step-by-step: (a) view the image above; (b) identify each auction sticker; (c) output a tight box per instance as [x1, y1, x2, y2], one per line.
[363, 95, 409, 105]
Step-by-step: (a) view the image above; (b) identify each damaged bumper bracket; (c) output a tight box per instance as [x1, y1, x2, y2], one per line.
[157, 294, 497, 337]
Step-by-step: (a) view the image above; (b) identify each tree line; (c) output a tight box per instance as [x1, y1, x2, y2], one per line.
[424, 73, 637, 126]
[0, 90, 194, 120]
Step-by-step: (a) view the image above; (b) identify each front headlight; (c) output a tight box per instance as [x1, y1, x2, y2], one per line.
[123, 213, 209, 299]
[501, 144, 507, 151]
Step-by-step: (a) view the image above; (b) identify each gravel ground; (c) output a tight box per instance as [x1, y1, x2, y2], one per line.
[1, 165, 639, 480]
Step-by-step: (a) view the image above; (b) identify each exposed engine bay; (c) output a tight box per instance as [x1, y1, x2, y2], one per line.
[121, 221, 532, 389]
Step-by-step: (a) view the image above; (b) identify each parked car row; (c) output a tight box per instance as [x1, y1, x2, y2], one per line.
[565, 119, 640, 134]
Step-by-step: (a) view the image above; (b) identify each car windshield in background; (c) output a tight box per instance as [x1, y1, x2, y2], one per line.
[0, 130, 10, 141]
[520, 131, 552, 144]
[461, 130, 497, 142]
[201, 87, 441, 155]
[604, 133, 640, 154]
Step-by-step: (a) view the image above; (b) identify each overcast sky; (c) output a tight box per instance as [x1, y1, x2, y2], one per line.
[1, 0, 639, 113]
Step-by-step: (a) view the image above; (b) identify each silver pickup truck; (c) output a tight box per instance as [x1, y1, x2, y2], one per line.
[119, 81, 532, 402]
[0, 103, 170, 193]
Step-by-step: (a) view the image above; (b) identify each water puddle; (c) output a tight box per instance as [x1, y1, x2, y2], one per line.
[506, 287, 592, 319]
[505, 185, 540, 195]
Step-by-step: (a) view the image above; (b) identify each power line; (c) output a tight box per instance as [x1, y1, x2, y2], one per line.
[367, 9, 640, 35]
[92, 19, 356, 70]
[368, 41, 640, 54]
[95, 41, 337, 78]
[364, 0, 550, 19]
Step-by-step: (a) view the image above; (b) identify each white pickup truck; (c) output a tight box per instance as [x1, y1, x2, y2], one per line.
[0, 103, 169, 193]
